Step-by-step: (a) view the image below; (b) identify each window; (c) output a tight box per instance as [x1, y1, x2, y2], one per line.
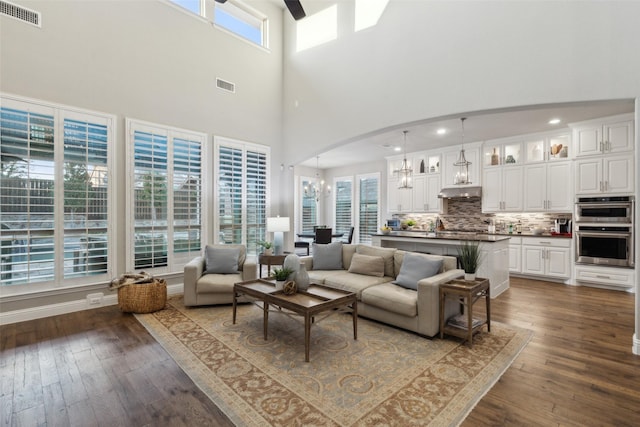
[356, 173, 380, 244]
[127, 119, 205, 273]
[334, 177, 353, 239]
[1, 96, 113, 289]
[214, 0, 268, 48]
[215, 137, 269, 255]
[300, 177, 318, 233]
[170, 0, 203, 15]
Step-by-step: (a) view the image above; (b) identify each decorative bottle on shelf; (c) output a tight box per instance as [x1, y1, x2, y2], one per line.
[491, 147, 500, 165]
[295, 262, 310, 291]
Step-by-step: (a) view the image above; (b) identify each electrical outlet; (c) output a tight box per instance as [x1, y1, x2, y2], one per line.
[87, 292, 104, 305]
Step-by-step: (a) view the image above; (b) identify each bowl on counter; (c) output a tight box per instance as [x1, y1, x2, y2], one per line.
[380, 227, 392, 235]
[532, 227, 545, 235]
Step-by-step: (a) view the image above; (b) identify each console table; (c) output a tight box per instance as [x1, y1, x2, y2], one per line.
[439, 277, 491, 348]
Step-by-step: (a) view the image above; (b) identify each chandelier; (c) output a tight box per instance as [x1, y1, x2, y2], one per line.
[454, 117, 471, 185]
[304, 156, 331, 202]
[395, 130, 413, 189]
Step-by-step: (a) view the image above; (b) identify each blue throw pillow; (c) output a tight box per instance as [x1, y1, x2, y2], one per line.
[312, 242, 343, 270]
[393, 253, 443, 290]
[204, 246, 240, 274]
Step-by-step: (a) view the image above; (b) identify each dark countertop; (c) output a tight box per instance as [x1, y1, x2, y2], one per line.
[373, 231, 511, 242]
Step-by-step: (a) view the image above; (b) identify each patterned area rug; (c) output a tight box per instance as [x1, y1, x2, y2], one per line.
[136, 297, 531, 426]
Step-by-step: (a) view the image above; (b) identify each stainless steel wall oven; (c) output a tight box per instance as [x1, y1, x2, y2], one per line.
[574, 196, 634, 268]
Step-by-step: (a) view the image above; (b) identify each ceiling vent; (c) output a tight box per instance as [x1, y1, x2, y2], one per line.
[0, 0, 41, 27]
[216, 78, 235, 93]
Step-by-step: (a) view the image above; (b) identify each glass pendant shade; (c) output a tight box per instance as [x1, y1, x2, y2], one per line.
[396, 130, 413, 189]
[454, 118, 471, 185]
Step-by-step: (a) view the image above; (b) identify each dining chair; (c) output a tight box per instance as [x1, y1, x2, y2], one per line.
[315, 227, 333, 244]
[342, 226, 355, 244]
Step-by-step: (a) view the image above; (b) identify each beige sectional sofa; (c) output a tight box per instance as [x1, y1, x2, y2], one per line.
[301, 243, 464, 337]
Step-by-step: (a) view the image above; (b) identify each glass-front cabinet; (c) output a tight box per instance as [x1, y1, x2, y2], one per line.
[525, 133, 570, 162]
[483, 141, 522, 167]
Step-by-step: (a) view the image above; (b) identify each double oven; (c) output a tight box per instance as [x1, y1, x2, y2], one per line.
[574, 196, 634, 268]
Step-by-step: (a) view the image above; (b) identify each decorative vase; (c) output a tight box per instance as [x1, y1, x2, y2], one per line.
[491, 147, 499, 165]
[464, 272, 476, 281]
[283, 253, 301, 274]
[275, 280, 285, 290]
[295, 262, 310, 291]
[263, 248, 273, 256]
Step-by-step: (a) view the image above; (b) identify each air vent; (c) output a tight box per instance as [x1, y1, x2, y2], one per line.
[0, 0, 41, 27]
[216, 78, 235, 93]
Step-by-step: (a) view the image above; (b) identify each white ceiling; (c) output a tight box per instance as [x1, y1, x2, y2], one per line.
[300, 99, 635, 169]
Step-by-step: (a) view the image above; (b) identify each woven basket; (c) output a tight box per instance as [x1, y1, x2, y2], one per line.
[117, 278, 167, 313]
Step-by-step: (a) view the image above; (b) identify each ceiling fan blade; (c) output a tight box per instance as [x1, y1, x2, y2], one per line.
[284, 0, 306, 20]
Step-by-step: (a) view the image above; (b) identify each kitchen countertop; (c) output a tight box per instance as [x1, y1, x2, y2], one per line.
[374, 230, 573, 241]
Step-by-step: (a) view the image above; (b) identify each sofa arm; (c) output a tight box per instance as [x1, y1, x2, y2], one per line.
[242, 261, 258, 281]
[416, 268, 465, 336]
[300, 256, 313, 271]
[184, 256, 205, 306]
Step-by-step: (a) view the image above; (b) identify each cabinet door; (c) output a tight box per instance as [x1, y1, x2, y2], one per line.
[387, 178, 411, 212]
[546, 247, 571, 278]
[522, 246, 545, 275]
[425, 174, 441, 212]
[575, 158, 602, 194]
[442, 146, 480, 187]
[574, 125, 602, 157]
[523, 164, 546, 211]
[503, 167, 523, 211]
[546, 161, 573, 212]
[412, 175, 427, 212]
[509, 244, 521, 273]
[482, 168, 502, 212]
[604, 155, 634, 194]
[604, 120, 634, 153]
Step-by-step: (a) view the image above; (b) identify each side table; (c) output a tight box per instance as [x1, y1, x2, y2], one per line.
[439, 277, 491, 348]
[258, 253, 288, 278]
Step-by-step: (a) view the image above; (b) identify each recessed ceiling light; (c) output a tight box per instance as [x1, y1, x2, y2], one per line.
[548, 118, 561, 125]
[393, 146, 402, 152]
[437, 128, 447, 135]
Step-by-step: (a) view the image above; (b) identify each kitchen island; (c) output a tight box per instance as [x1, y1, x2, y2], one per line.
[371, 231, 511, 298]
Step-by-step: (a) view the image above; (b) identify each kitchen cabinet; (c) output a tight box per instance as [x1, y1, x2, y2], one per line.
[387, 153, 441, 213]
[575, 155, 634, 195]
[482, 166, 523, 212]
[574, 265, 635, 291]
[521, 237, 571, 279]
[441, 142, 481, 188]
[483, 140, 522, 166]
[524, 132, 571, 162]
[387, 177, 413, 213]
[523, 161, 573, 212]
[571, 114, 634, 157]
[508, 236, 522, 273]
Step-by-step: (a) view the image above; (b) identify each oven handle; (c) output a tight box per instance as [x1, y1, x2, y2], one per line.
[576, 231, 632, 239]
[576, 202, 632, 209]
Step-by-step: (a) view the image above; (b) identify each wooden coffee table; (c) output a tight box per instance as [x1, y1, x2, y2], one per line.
[233, 279, 357, 362]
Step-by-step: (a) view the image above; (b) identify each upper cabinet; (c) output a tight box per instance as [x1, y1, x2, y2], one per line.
[483, 140, 522, 167]
[387, 152, 441, 213]
[571, 114, 634, 157]
[441, 141, 481, 188]
[524, 133, 571, 162]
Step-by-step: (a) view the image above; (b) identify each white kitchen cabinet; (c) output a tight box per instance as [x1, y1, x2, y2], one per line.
[441, 142, 481, 188]
[524, 132, 571, 162]
[572, 114, 634, 157]
[521, 237, 571, 279]
[483, 140, 522, 166]
[574, 265, 635, 291]
[523, 161, 573, 212]
[482, 166, 523, 212]
[412, 175, 426, 212]
[508, 236, 522, 273]
[424, 173, 441, 212]
[387, 177, 413, 213]
[387, 152, 441, 213]
[575, 155, 634, 195]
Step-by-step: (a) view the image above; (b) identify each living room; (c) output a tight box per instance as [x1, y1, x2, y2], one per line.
[1, 0, 640, 425]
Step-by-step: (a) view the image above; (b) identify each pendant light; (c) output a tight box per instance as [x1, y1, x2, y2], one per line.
[396, 130, 413, 189]
[304, 156, 331, 202]
[454, 117, 471, 185]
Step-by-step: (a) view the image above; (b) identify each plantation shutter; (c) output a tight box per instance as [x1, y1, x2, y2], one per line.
[172, 136, 202, 257]
[334, 179, 353, 238]
[358, 175, 379, 244]
[301, 178, 317, 233]
[218, 145, 243, 244]
[245, 150, 267, 254]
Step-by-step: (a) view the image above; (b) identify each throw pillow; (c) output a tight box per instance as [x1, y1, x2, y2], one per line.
[348, 253, 385, 277]
[204, 246, 240, 274]
[312, 242, 343, 270]
[393, 253, 443, 290]
[356, 245, 396, 277]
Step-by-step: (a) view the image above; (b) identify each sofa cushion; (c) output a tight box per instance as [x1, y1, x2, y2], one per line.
[323, 271, 391, 299]
[312, 242, 343, 270]
[394, 251, 449, 277]
[204, 246, 240, 274]
[393, 253, 443, 290]
[356, 245, 396, 277]
[197, 272, 244, 293]
[348, 253, 385, 277]
[361, 282, 418, 317]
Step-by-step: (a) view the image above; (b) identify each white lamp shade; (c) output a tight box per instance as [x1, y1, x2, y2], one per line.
[267, 217, 290, 232]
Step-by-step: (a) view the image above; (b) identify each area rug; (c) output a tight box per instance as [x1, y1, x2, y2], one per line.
[135, 297, 531, 426]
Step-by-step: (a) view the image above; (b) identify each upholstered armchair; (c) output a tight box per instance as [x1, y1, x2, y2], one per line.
[183, 244, 257, 306]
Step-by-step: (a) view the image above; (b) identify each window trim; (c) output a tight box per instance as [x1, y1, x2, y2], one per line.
[213, 0, 270, 50]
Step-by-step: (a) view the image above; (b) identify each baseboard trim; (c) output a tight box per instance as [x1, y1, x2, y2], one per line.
[633, 333, 640, 355]
[0, 284, 183, 325]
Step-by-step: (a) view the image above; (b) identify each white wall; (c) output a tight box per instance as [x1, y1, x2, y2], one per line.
[282, 1, 640, 163]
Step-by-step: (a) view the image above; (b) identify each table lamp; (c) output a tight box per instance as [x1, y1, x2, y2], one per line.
[267, 216, 290, 255]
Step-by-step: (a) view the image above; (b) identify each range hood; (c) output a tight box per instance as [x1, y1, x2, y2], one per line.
[438, 186, 482, 199]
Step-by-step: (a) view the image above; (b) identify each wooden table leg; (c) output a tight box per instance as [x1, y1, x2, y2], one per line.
[439, 289, 445, 339]
[305, 313, 311, 362]
[263, 302, 269, 340]
[486, 287, 491, 332]
[352, 301, 358, 340]
[232, 291, 238, 324]
[467, 294, 473, 348]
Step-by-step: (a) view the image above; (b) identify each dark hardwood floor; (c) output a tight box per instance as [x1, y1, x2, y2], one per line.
[1, 277, 639, 426]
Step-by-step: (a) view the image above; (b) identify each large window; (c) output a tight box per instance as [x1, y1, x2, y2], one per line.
[356, 173, 380, 244]
[334, 177, 353, 240]
[214, 0, 268, 48]
[1, 96, 113, 289]
[127, 119, 205, 273]
[215, 137, 269, 255]
[300, 177, 318, 233]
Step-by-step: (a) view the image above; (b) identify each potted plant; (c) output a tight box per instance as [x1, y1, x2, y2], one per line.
[406, 219, 416, 229]
[258, 240, 273, 255]
[272, 267, 294, 290]
[457, 240, 481, 281]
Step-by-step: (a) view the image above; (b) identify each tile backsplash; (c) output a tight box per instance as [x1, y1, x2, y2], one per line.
[391, 198, 572, 233]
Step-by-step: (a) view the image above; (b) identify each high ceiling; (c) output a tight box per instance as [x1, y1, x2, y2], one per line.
[300, 99, 635, 169]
